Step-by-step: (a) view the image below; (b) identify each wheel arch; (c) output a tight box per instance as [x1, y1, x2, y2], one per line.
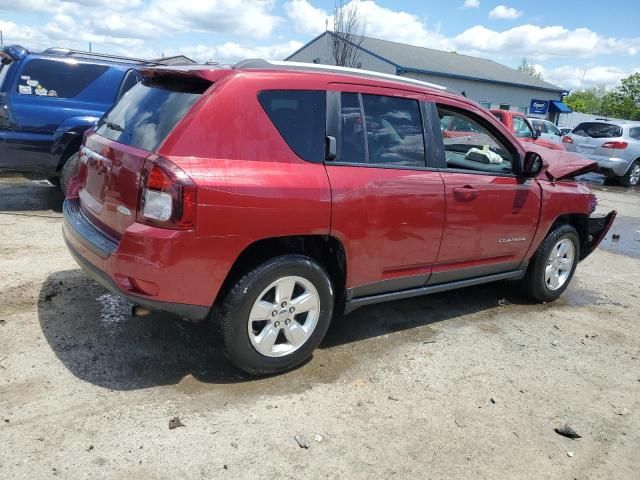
[547, 213, 590, 259]
[213, 235, 347, 309]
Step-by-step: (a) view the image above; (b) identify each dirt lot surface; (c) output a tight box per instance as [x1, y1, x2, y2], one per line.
[1, 176, 639, 479]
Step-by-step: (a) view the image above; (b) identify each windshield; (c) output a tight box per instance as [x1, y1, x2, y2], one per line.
[572, 122, 623, 138]
[95, 75, 211, 151]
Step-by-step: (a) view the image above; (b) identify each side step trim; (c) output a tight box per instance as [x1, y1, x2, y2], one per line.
[343, 269, 525, 314]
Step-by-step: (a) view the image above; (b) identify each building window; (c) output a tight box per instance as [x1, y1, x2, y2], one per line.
[480, 101, 491, 109]
[499, 103, 510, 110]
[518, 105, 528, 114]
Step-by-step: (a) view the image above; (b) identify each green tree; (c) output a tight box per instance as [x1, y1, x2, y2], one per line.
[517, 58, 544, 81]
[599, 73, 640, 120]
[564, 86, 605, 115]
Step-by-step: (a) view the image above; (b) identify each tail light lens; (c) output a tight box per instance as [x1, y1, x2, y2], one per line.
[562, 136, 573, 144]
[601, 141, 628, 149]
[137, 155, 197, 230]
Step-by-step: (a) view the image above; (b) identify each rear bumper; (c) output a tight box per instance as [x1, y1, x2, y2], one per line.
[62, 198, 211, 321]
[579, 154, 632, 177]
[580, 210, 617, 260]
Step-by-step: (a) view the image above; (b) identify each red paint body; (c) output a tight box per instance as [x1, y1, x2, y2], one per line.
[490, 109, 565, 151]
[63, 66, 606, 317]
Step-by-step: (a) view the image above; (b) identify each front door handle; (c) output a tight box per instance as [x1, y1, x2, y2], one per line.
[453, 185, 479, 201]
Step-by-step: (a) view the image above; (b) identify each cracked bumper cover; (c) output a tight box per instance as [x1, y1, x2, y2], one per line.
[580, 210, 617, 260]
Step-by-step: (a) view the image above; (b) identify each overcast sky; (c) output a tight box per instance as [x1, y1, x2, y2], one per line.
[1, 0, 638, 91]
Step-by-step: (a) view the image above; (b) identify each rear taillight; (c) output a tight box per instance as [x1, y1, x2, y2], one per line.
[601, 141, 628, 149]
[137, 155, 197, 230]
[562, 136, 573, 144]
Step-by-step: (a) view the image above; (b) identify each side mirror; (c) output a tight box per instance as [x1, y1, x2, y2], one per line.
[325, 136, 336, 161]
[522, 151, 545, 177]
[531, 128, 540, 140]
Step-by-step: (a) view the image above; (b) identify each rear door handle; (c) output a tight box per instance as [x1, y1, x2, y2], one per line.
[453, 185, 479, 201]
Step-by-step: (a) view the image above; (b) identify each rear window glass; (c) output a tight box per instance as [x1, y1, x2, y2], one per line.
[258, 90, 326, 162]
[95, 75, 210, 151]
[572, 122, 623, 138]
[17, 59, 108, 98]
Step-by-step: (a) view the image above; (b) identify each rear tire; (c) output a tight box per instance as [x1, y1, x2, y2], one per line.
[619, 160, 640, 187]
[218, 255, 334, 376]
[60, 152, 80, 196]
[521, 224, 579, 303]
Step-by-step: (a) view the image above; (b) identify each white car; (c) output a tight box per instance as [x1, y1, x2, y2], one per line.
[528, 118, 563, 144]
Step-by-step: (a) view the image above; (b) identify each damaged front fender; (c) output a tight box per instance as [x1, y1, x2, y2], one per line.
[580, 210, 617, 261]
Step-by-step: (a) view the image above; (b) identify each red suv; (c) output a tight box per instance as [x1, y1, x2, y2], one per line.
[63, 60, 615, 375]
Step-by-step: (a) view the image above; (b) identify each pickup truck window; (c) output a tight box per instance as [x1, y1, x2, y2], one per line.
[438, 106, 514, 175]
[17, 59, 108, 98]
[513, 117, 534, 138]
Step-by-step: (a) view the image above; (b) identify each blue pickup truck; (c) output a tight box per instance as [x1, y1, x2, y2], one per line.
[0, 45, 156, 192]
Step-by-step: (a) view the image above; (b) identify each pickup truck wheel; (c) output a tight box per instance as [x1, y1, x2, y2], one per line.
[619, 160, 640, 187]
[60, 152, 80, 196]
[218, 255, 334, 376]
[522, 224, 579, 302]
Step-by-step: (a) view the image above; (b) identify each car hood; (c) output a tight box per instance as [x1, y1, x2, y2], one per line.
[526, 144, 598, 181]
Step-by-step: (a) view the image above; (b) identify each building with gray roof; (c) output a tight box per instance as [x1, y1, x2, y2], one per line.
[285, 32, 571, 120]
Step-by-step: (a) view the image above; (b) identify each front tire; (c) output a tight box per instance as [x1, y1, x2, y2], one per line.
[218, 255, 334, 376]
[522, 224, 579, 302]
[619, 160, 640, 187]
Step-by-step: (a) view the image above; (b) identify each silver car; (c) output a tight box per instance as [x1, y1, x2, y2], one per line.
[529, 118, 563, 144]
[564, 121, 640, 187]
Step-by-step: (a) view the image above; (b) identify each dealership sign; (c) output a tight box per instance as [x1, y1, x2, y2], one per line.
[529, 99, 549, 114]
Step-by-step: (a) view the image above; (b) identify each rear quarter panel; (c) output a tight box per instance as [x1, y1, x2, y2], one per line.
[157, 73, 332, 302]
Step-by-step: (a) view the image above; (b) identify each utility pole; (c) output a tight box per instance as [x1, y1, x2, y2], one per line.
[1, 30, 3, 46]
[89, 42, 92, 52]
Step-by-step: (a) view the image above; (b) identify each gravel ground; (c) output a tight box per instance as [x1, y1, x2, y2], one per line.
[1, 176, 639, 479]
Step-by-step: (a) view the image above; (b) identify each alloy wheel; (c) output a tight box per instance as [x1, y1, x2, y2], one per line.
[247, 276, 320, 357]
[629, 163, 640, 186]
[545, 238, 575, 291]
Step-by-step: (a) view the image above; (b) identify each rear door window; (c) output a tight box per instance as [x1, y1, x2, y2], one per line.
[362, 94, 425, 167]
[337, 92, 426, 168]
[16, 59, 108, 98]
[258, 90, 326, 163]
[95, 75, 210, 151]
[572, 122, 623, 138]
[339, 92, 366, 164]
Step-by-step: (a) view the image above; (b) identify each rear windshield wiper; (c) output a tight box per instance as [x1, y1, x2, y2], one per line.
[105, 121, 124, 132]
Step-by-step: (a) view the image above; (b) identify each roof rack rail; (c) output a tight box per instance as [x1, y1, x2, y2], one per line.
[232, 58, 448, 91]
[42, 47, 163, 66]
